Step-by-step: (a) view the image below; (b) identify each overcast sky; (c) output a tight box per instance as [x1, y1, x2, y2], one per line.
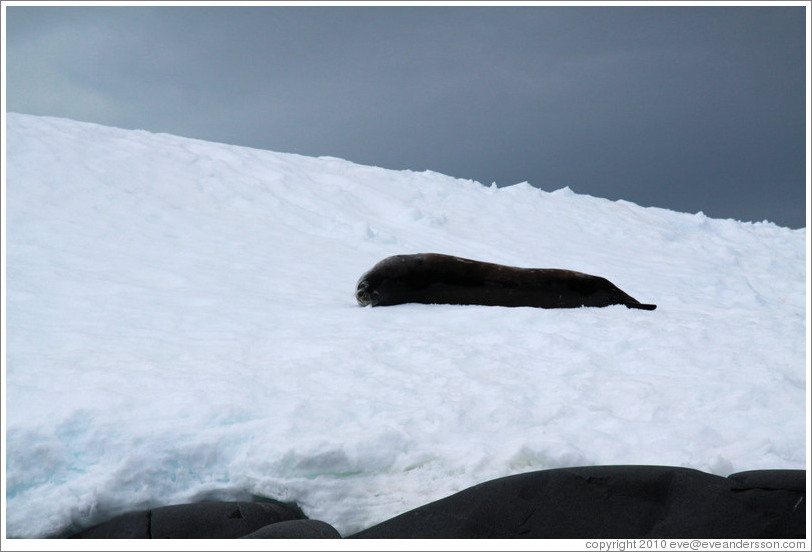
[5, 5, 808, 228]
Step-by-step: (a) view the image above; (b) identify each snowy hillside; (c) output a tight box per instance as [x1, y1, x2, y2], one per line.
[4, 113, 807, 538]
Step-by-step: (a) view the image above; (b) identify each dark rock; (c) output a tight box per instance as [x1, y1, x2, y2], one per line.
[69, 510, 151, 539]
[349, 465, 806, 539]
[240, 519, 342, 539]
[72, 500, 305, 538]
[68, 466, 806, 539]
[728, 469, 806, 492]
[726, 470, 806, 538]
[150, 501, 305, 538]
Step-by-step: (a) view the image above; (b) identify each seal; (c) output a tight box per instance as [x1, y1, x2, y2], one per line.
[355, 253, 656, 310]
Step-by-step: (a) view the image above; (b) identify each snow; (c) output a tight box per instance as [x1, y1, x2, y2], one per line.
[3, 113, 808, 539]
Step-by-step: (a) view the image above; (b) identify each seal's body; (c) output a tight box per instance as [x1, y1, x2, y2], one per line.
[356, 253, 656, 310]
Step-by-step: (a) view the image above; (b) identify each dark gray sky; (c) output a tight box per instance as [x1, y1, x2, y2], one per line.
[5, 5, 808, 228]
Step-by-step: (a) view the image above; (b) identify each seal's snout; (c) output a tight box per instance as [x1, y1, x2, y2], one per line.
[356, 280, 378, 306]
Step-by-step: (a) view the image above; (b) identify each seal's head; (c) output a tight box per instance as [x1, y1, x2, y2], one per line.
[355, 255, 418, 307]
[355, 278, 379, 306]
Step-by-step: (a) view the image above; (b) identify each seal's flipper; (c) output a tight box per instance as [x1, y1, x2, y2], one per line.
[627, 302, 657, 311]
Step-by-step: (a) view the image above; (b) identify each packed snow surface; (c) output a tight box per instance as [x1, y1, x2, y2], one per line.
[4, 113, 807, 538]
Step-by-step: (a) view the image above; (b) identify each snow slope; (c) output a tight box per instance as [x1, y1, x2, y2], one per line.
[3, 113, 807, 538]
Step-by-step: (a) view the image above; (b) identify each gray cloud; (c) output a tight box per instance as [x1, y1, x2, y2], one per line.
[5, 6, 807, 228]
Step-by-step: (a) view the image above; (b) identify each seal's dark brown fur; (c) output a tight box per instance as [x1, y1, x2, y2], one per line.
[356, 253, 656, 310]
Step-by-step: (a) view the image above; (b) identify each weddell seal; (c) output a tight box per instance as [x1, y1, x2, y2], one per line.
[355, 253, 656, 310]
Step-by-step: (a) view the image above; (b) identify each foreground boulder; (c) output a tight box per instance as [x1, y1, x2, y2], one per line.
[71, 500, 307, 538]
[68, 465, 805, 539]
[240, 519, 341, 539]
[349, 466, 806, 539]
